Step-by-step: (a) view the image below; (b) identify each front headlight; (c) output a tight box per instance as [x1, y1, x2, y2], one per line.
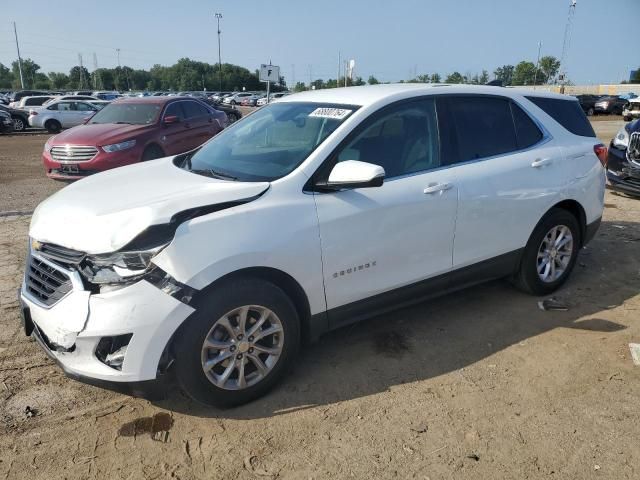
[81, 243, 168, 285]
[44, 136, 55, 152]
[102, 139, 136, 153]
[613, 127, 629, 149]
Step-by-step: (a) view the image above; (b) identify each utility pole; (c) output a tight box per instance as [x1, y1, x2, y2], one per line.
[291, 64, 295, 90]
[533, 41, 542, 89]
[13, 22, 25, 89]
[78, 53, 84, 89]
[308, 64, 312, 88]
[337, 51, 341, 88]
[558, 0, 577, 93]
[215, 13, 223, 92]
[93, 52, 99, 90]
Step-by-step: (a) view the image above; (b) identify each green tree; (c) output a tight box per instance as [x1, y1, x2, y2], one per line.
[430, 73, 441, 83]
[479, 70, 490, 84]
[0, 63, 14, 88]
[630, 68, 640, 84]
[67, 65, 91, 90]
[48, 72, 69, 89]
[537, 56, 560, 84]
[445, 71, 464, 84]
[293, 81, 307, 92]
[11, 58, 41, 89]
[493, 65, 514, 86]
[512, 61, 537, 85]
[367, 75, 380, 85]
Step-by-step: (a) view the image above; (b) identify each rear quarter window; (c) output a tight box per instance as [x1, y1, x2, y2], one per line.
[525, 96, 595, 138]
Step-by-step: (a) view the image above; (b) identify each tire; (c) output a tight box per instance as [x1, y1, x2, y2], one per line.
[141, 144, 164, 161]
[227, 112, 239, 124]
[586, 107, 594, 116]
[512, 208, 581, 296]
[230, 100, 237, 106]
[174, 278, 300, 408]
[45, 119, 61, 133]
[623, 116, 631, 122]
[12, 116, 25, 131]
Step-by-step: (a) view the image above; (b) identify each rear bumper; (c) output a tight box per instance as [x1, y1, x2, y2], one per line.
[43, 145, 145, 180]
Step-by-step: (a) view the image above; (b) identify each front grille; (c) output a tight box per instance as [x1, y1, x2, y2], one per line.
[628, 132, 640, 164]
[37, 242, 85, 267]
[25, 256, 73, 306]
[50, 145, 98, 162]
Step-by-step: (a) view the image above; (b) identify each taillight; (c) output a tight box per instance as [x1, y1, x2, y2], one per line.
[594, 143, 607, 167]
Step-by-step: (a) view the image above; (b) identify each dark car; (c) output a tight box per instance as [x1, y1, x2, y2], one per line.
[9, 90, 51, 103]
[42, 96, 227, 180]
[595, 96, 629, 115]
[575, 94, 601, 116]
[606, 119, 640, 197]
[0, 109, 14, 133]
[201, 98, 242, 124]
[0, 104, 29, 131]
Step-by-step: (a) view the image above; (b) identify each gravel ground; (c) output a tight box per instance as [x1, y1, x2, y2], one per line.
[0, 119, 639, 479]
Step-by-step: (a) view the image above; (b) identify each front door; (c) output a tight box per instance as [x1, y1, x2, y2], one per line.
[312, 98, 458, 326]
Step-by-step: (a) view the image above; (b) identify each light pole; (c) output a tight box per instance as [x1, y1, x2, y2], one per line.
[533, 41, 542, 89]
[215, 13, 223, 92]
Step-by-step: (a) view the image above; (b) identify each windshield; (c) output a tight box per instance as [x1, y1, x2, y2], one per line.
[88, 103, 161, 125]
[182, 102, 357, 181]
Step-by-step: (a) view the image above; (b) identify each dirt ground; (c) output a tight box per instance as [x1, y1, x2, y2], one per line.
[1, 119, 639, 479]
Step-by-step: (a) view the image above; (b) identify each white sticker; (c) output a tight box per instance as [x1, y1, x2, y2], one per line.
[309, 107, 352, 120]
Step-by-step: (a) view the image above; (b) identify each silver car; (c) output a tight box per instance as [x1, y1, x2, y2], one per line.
[28, 99, 99, 133]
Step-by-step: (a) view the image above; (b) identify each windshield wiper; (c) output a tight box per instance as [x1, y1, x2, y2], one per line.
[114, 121, 134, 124]
[192, 168, 238, 181]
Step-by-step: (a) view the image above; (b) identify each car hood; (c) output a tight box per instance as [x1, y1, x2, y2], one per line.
[30, 157, 270, 254]
[51, 123, 152, 146]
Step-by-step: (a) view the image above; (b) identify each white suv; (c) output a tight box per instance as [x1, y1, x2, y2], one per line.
[20, 85, 605, 407]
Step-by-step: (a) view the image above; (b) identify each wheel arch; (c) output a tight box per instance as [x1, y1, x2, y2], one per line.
[545, 199, 587, 246]
[160, 266, 316, 376]
[143, 142, 165, 156]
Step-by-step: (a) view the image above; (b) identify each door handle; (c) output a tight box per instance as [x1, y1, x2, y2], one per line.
[531, 158, 552, 168]
[423, 182, 453, 194]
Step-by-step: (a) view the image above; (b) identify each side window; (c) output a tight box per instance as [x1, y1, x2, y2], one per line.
[525, 96, 595, 138]
[511, 102, 543, 149]
[183, 101, 208, 119]
[47, 103, 58, 111]
[164, 102, 185, 120]
[57, 102, 73, 112]
[75, 102, 95, 112]
[445, 96, 518, 163]
[335, 99, 440, 178]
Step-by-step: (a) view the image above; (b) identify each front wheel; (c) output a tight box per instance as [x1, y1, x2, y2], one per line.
[45, 119, 61, 133]
[174, 279, 300, 407]
[141, 144, 164, 161]
[12, 116, 25, 131]
[227, 112, 239, 124]
[512, 209, 581, 296]
[586, 107, 594, 116]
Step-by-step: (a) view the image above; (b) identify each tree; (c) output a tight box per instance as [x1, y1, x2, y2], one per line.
[512, 61, 537, 86]
[630, 68, 640, 84]
[430, 73, 441, 83]
[11, 58, 41, 89]
[479, 70, 490, 85]
[367, 75, 380, 85]
[493, 65, 514, 86]
[445, 71, 464, 84]
[293, 81, 307, 92]
[48, 72, 69, 89]
[0, 63, 13, 89]
[68, 65, 91, 90]
[538, 56, 561, 84]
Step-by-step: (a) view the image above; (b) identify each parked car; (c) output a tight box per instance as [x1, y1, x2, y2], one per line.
[28, 99, 99, 132]
[8, 89, 50, 103]
[606, 118, 640, 196]
[40, 96, 227, 180]
[574, 94, 601, 116]
[0, 109, 14, 133]
[46, 95, 99, 103]
[594, 96, 628, 115]
[92, 91, 122, 101]
[256, 92, 291, 107]
[0, 104, 29, 131]
[9, 95, 54, 109]
[240, 94, 265, 107]
[19, 85, 605, 407]
[201, 98, 242, 124]
[223, 92, 254, 105]
[622, 98, 640, 122]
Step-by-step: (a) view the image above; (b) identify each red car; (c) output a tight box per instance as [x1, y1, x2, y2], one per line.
[42, 97, 228, 180]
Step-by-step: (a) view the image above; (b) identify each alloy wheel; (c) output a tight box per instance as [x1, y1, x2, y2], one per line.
[201, 305, 284, 390]
[536, 225, 574, 283]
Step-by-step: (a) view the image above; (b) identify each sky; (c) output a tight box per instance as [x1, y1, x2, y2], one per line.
[2, 0, 638, 86]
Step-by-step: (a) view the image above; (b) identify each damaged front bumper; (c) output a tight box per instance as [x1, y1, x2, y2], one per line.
[20, 252, 195, 388]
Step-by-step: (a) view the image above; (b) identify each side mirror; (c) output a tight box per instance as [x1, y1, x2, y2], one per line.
[163, 115, 180, 125]
[319, 160, 385, 191]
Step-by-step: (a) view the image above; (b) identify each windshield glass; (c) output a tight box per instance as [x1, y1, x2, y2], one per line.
[88, 103, 161, 125]
[183, 102, 356, 181]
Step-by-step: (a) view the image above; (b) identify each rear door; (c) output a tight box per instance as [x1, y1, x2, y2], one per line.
[53, 101, 76, 127]
[71, 101, 97, 126]
[438, 95, 565, 269]
[182, 100, 217, 148]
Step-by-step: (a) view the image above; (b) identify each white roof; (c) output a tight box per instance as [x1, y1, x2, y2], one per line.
[280, 83, 573, 107]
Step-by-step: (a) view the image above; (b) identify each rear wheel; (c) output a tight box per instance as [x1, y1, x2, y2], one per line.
[586, 107, 594, 116]
[12, 116, 25, 131]
[141, 144, 164, 161]
[174, 279, 300, 407]
[45, 119, 61, 133]
[227, 111, 239, 124]
[513, 209, 581, 296]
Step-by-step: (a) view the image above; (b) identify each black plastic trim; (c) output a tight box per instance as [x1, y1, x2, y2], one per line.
[584, 217, 602, 245]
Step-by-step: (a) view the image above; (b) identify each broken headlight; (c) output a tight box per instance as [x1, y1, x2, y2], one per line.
[81, 244, 168, 285]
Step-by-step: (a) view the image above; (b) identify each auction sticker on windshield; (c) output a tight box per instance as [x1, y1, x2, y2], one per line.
[309, 108, 352, 120]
